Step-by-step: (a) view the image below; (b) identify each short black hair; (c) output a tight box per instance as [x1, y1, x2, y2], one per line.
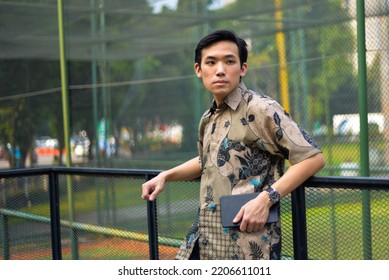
[194, 30, 248, 67]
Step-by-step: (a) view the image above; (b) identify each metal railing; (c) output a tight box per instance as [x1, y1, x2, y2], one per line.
[1, 167, 389, 260]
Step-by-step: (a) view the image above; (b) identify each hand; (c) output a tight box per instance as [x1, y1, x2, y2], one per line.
[141, 173, 166, 201]
[233, 192, 272, 232]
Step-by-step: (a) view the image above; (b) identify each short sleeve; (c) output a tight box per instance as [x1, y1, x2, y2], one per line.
[246, 94, 321, 165]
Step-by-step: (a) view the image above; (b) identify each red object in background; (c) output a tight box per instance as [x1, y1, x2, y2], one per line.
[35, 147, 60, 156]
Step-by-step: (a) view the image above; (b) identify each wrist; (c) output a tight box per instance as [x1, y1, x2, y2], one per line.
[266, 187, 281, 205]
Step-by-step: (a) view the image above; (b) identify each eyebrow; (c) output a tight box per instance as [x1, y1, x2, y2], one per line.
[204, 54, 237, 60]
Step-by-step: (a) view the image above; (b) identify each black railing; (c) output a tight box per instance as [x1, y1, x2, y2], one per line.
[1, 167, 389, 260]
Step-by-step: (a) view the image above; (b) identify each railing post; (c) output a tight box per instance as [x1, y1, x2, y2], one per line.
[147, 200, 159, 260]
[145, 175, 159, 260]
[1, 212, 10, 260]
[1, 180, 10, 260]
[291, 186, 308, 260]
[48, 170, 62, 260]
[356, 0, 372, 260]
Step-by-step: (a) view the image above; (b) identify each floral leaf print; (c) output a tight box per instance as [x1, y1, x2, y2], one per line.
[235, 152, 252, 180]
[276, 160, 284, 176]
[207, 202, 217, 212]
[241, 115, 255, 126]
[205, 186, 217, 212]
[205, 185, 214, 204]
[227, 173, 237, 189]
[235, 154, 249, 167]
[273, 112, 284, 141]
[249, 241, 264, 260]
[211, 123, 216, 134]
[218, 139, 245, 168]
[298, 125, 320, 149]
[186, 233, 196, 249]
[258, 139, 265, 151]
[222, 138, 228, 149]
[248, 114, 255, 122]
[240, 118, 248, 126]
[238, 167, 251, 180]
[271, 251, 279, 260]
[250, 178, 261, 189]
[230, 254, 240, 260]
[248, 93, 253, 103]
[276, 128, 283, 141]
[276, 145, 289, 159]
[230, 232, 239, 241]
[217, 144, 230, 167]
[232, 141, 245, 152]
[270, 241, 282, 260]
[273, 112, 281, 126]
[224, 121, 230, 128]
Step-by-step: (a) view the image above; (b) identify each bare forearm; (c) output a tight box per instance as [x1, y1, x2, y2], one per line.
[142, 156, 201, 201]
[271, 152, 325, 198]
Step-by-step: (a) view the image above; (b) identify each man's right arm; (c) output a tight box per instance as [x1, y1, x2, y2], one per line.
[141, 156, 201, 201]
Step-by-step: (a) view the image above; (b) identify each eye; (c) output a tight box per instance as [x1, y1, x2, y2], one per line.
[226, 59, 236, 64]
[205, 60, 215, 65]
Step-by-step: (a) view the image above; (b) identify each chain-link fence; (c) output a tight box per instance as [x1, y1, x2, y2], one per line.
[1, 0, 389, 261]
[0, 169, 197, 260]
[1, 0, 388, 177]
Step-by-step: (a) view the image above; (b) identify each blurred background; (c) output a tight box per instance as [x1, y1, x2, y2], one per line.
[1, 0, 388, 177]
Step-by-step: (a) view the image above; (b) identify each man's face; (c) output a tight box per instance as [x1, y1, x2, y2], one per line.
[194, 40, 247, 105]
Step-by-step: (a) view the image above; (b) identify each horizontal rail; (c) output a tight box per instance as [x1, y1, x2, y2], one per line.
[305, 175, 389, 189]
[2, 167, 388, 188]
[0, 166, 162, 178]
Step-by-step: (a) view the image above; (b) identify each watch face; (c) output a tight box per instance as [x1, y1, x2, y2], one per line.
[269, 190, 280, 203]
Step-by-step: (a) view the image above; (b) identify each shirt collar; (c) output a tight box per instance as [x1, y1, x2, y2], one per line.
[207, 82, 246, 116]
[224, 82, 246, 111]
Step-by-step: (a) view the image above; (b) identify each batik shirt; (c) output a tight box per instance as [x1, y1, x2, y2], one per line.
[176, 83, 321, 260]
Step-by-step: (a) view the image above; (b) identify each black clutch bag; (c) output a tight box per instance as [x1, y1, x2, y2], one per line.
[220, 192, 279, 228]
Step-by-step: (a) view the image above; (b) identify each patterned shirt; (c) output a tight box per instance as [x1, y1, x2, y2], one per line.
[176, 83, 321, 260]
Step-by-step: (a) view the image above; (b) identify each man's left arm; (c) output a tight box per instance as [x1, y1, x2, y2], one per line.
[266, 152, 325, 198]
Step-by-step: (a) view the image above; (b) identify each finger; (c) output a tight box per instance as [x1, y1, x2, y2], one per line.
[251, 223, 260, 233]
[245, 224, 253, 233]
[148, 190, 157, 201]
[141, 183, 155, 200]
[141, 184, 149, 200]
[233, 208, 244, 224]
[239, 219, 247, 232]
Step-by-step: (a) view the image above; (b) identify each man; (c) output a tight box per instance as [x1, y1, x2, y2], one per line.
[142, 30, 325, 260]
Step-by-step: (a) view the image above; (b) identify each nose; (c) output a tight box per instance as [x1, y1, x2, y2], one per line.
[216, 62, 225, 76]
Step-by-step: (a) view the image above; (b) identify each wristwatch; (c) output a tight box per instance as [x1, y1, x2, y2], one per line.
[267, 187, 280, 204]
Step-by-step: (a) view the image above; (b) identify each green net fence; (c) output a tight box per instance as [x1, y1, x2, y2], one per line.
[1, 0, 389, 261]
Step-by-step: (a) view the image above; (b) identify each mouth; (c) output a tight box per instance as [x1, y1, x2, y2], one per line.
[214, 80, 227, 85]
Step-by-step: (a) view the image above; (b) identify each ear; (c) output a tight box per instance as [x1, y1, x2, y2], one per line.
[240, 62, 248, 77]
[194, 63, 202, 78]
